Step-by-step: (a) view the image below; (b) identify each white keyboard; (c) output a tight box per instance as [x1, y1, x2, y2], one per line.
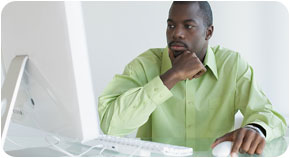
[82, 135, 193, 156]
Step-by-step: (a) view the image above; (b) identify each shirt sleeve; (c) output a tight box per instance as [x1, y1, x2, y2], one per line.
[98, 60, 173, 136]
[234, 53, 287, 142]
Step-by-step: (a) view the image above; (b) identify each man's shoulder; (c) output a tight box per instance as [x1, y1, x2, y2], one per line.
[211, 45, 239, 59]
[211, 45, 250, 76]
[138, 48, 165, 60]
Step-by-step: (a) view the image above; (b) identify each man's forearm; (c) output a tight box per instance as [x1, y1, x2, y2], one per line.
[160, 69, 181, 90]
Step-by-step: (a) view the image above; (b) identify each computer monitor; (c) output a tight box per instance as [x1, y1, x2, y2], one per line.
[1, 1, 100, 144]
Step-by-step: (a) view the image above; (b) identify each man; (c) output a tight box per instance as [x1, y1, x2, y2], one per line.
[98, 1, 286, 156]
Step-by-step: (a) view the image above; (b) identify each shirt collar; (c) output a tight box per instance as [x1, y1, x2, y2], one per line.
[161, 46, 218, 80]
[203, 45, 219, 80]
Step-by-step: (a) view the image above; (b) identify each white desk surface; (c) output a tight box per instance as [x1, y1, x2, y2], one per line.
[3, 123, 289, 157]
[3, 134, 289, 157]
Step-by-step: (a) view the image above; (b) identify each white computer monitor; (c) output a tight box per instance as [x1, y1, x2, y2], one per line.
[1, 1, 100, 144]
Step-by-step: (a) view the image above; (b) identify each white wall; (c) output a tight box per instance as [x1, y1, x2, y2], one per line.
[82, 1, 289, 120]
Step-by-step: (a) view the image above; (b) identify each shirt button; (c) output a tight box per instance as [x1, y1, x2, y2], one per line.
[154, 88, 158, 92]
[188, 101, 193, 105]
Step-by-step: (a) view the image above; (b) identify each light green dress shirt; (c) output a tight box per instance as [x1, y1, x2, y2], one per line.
[98, 45, 287, 150]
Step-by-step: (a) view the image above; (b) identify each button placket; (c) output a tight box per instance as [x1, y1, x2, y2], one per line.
[154, 87, 158, 92]
[185, 79, 195, 144]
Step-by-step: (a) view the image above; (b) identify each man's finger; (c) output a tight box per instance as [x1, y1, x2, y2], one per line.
[193, 72, 203, 78]
[248, 134, 262, 155]
[211, 134, 231, 149]
[193, 67, 207, 78]
[230, 130, 245, 156]
[193, 71, 202, 79]
[240, 130, 255, 153]
[255, 139, 266, 155]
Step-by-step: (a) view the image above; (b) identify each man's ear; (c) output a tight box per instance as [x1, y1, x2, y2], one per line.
[205, 25, 214, 40]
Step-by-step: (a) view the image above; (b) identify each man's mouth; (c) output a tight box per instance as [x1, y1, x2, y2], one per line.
[169, 42, 187, 52]
[169, 42, 188, 57]
[170, 45, 186, 51]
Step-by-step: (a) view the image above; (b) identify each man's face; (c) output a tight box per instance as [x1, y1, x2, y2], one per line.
[166, 3, 209, 59]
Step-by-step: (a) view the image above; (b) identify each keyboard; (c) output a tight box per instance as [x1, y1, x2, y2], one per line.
[82, 135, 193, 156]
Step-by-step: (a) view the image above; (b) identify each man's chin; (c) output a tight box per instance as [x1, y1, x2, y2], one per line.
[173, 51, 184, 58]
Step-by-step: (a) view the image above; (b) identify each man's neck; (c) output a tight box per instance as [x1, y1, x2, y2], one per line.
[198, 45, 208, 63]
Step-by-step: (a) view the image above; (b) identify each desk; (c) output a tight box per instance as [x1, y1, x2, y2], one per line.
[4, 136, 288, 157]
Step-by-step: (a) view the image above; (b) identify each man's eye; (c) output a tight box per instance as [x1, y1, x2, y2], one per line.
[168, 24, 175, 29]
[185, 25, 194, 29]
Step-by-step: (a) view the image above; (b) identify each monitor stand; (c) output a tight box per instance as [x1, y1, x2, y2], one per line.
[1, 55, 28, 146]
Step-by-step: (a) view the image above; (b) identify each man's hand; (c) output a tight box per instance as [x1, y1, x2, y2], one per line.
[160, 49, 207, 89]
[211, 127, 266, 156]
[171, 50, 206, 80]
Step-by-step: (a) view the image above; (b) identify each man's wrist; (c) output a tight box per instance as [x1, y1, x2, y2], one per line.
[160, 69, 181, 89]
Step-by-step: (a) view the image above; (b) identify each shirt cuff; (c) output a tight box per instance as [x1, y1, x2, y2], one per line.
[244, 124, 265, 138]
[246, 121, 272, 141]
[143, 76, 173, 105]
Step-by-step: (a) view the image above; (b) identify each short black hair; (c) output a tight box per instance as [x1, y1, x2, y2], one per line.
[172, 1, 213, 27]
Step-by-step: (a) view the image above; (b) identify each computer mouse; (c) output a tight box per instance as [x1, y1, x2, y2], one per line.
[212, 141, 233, 157]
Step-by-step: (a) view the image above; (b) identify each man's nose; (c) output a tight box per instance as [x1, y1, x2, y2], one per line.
[173, 27, 185, 39]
